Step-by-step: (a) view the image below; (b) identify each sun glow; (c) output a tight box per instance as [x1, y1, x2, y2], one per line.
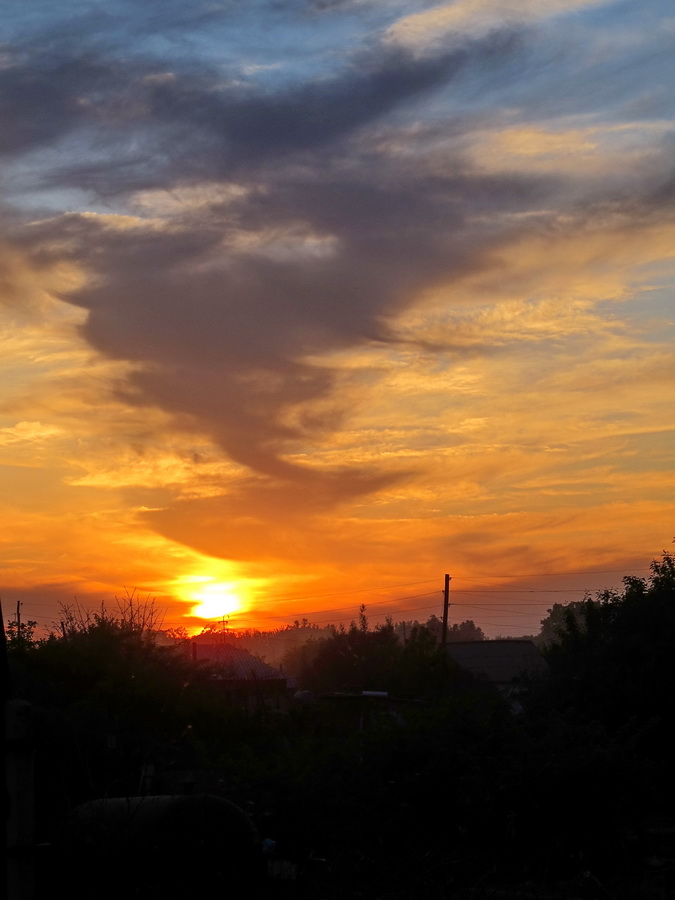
[176, 575, 245, 620]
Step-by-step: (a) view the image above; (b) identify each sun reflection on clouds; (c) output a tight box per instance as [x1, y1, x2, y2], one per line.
[171, 573, 249, 621]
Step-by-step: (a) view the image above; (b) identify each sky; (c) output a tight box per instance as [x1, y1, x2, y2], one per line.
[1, 0, 674, 638]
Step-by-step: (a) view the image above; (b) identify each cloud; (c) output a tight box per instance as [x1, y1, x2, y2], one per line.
[0, 420, 64, 448]
[1, 26, 533, 487]
[2, 0, 674, 632]
[11, 74, 674, 494]
[385, 0, 614, 53]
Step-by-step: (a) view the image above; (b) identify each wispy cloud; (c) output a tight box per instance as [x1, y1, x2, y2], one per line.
[385, 0, 614, 52]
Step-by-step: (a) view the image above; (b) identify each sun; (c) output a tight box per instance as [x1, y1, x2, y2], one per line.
[182, 577, 244, 619]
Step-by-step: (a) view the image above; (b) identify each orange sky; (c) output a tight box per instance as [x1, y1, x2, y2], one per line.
[1, 0, 673, 638]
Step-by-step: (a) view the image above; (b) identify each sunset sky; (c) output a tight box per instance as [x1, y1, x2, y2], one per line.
[2, 0, 673, 637]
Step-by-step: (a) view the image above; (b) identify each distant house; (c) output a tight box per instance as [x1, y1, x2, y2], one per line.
[445, 640, 547, 706]
[191, 642, 296, 711]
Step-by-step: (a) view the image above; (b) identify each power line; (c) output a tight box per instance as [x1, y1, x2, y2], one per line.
[451, 588, 593, 594]
[6, 564, 650, 610]
[238, 590, 440, 624]
[460, 604, 545, 619]
[5, 561, 655, 635]
[454, 568, 650, 578]
[265, 579, 438, 606]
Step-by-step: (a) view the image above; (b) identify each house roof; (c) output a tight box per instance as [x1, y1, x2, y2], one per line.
[192, 642, 289, 682]
[445, 640, 547, 685]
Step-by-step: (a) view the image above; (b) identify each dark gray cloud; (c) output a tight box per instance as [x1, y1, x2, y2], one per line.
[18, 151, 551, 482]
[1, 23, 536, 491]
[0, 54, 110, 154]
[5, 1, 674, 511]
[1, 22, 522, 194]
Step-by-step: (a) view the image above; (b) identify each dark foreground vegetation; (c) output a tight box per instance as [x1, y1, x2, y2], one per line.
[5, 553, 675, 899]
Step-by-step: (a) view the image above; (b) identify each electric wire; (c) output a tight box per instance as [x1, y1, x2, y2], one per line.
[8, 564, 654, 636]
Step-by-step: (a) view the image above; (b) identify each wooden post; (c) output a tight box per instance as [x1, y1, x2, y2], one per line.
[441, 574, 451, 649]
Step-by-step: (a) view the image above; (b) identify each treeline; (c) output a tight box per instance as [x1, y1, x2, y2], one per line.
[5, 552, 675, 898]
[178, 611, 486, 668]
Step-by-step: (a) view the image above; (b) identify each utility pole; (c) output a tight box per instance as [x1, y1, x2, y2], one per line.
[441, 574, 451, 650]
